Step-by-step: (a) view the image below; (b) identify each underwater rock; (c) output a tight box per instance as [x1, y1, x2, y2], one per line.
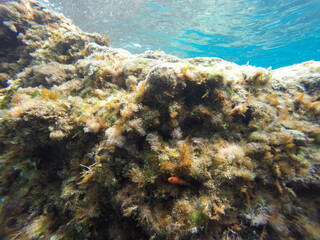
[0, 1, 320, 240]
[144, 63, 187, 105]
[281, 129, 307, 146]
[18, 62, 75, 87]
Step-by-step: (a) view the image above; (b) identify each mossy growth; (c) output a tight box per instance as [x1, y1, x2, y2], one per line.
[143, 169, 155, 183]
[40, 88, 59, 100]
[103, 112, 118, 124]
[190, 205, 210, 227]
[134, 94, 143, 103]
[226, 88, 236, 96]
[310, 130, 320, 144]
[248, 71, 270, 86]
[30, 89, 41, 98]
[142, 151, 160, 176]
[206, 71, 225, 87]
[0, 88, 15, 109]
[0, 95, 10, 109]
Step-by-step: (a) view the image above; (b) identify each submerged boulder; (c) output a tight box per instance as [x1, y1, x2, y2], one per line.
[0, 1, 320, 240]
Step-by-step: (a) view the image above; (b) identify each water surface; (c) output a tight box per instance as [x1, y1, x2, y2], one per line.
[40, 0, 320, 68]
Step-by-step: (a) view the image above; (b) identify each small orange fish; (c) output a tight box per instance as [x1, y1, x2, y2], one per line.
[168, 176, 194, 188]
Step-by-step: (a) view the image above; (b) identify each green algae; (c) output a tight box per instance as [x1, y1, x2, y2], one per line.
[190, 207, 210, 227]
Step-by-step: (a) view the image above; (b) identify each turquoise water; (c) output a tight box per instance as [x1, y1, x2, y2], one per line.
[42, 0, 320, 68]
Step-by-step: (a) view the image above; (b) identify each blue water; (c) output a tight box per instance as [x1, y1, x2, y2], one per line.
[41, 0, 320, 69]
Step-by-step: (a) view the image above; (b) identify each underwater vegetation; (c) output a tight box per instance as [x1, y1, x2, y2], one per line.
[0, 0, 320, 239]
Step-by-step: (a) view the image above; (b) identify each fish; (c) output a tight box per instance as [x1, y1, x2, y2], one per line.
[168, 176, 194, 188]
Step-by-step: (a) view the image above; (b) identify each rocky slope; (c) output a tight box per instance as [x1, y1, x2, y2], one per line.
[0, 1, 320, 239]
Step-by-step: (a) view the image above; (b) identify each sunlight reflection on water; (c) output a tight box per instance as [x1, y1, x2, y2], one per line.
[39, 0, 320, 68]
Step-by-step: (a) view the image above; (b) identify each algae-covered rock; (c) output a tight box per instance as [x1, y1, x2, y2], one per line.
[0, 1, 320, 240]
[144, 63, 187, 104]
[18, 62, 75, 87]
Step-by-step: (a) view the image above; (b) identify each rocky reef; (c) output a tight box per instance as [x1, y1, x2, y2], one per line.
[1, 1, 320, 239]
